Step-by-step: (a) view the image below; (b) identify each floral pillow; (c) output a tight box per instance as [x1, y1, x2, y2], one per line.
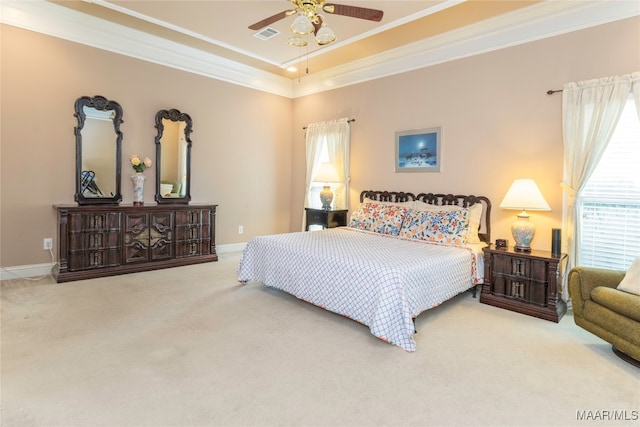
[349, 203, 407, 235]
[399, 208, 471, 245]
[412, 201, 483, 243]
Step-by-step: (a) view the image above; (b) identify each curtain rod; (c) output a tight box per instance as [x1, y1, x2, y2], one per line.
[546, 89, 563, 95]
[303, 118, 355, 130]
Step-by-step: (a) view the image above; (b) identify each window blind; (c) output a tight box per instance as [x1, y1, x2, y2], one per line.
[579, 96, 640, 271]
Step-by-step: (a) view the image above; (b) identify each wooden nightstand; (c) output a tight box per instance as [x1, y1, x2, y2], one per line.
[305, 208, 348, 231]
[480, 245, 567, 322]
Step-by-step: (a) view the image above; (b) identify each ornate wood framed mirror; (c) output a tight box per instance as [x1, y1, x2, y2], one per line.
[74, 95, 123, 205]
[154, 109, 192, 205]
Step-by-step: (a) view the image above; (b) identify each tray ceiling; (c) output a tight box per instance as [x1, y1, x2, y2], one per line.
[2, 0, 638, 97]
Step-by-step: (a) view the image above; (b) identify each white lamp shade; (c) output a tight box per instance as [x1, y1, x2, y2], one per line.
[314, 162, 340, 183]
[286, 36, 308, 47]
[500, 179, 550, 251]
[315, 26, 336, 45]
[499, 179, 551, 211]
[291, 15, 314, 35]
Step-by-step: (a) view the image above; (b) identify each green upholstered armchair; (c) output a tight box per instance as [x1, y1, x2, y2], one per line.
[568, 266, 640, 366]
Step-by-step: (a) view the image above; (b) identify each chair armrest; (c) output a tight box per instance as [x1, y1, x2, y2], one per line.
[568, 266, 626, 318]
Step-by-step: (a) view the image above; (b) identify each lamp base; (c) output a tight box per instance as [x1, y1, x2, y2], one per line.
[319, 186, 333, 210]
[511, 212, 535, 252]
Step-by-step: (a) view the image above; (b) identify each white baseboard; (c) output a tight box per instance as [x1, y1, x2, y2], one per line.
[0, 263, 55, 281]
[216, 242, 246, 254]
[0, 243, 247, 281]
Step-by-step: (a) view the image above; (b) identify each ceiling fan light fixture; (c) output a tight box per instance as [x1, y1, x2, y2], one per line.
[290, 14, 314, 35]
[315, 25, 336, 45]
[249, 1, 384, 48]
[286, 36, 308, 47]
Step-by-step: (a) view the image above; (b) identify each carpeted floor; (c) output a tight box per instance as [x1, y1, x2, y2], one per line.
[1, 252, 639, 427]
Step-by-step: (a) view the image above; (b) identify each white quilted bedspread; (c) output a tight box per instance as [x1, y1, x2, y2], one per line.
[236, 227, 478, 351]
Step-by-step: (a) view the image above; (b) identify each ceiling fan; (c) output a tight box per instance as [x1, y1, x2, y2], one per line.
[249, 0, 384, 47]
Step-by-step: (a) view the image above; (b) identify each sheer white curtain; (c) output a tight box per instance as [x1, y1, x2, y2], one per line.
[303, 118, 351, 230]
[325, 119, 350, 209]
[561, 72, 640, 298]
[634, 75, 640, 119]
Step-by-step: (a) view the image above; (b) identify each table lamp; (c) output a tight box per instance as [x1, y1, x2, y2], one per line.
[499, 179, 551, 251]
[314, 162, 340, 209]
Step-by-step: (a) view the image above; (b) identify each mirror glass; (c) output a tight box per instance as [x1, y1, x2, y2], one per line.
[155, 109, 192, 204]
[74, 95, 122, 205]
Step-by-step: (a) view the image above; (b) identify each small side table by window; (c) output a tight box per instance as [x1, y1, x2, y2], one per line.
[305, 208, 348, 231]
[480, 245, 568, 322]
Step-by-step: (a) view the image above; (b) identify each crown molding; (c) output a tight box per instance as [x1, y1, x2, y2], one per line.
[2, 1, 638, 99]
[291, 0, 640, 97]
[279, 0, 467, 70]
[0, 0, 294, 98]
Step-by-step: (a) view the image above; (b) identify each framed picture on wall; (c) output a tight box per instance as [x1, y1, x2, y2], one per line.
[394, 127, 442, 173]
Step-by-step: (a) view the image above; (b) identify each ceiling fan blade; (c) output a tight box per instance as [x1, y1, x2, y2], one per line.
[248, 10, 293, 30]
[324, 3, 384, 22]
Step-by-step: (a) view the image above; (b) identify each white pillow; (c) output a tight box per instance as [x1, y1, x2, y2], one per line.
[412, 201, 483, 243]
[618, 256, 640, 296]
[466, 203, 483, 244]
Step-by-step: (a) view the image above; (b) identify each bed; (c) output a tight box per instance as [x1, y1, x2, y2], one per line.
[237, 190, 492, 351]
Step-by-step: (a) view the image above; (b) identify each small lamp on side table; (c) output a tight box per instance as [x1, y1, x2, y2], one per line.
[499, 179, 551, 251]
[314, 162, 340, 209]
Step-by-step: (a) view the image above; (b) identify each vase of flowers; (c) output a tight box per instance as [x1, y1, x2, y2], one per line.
[130, 154, 152, 206]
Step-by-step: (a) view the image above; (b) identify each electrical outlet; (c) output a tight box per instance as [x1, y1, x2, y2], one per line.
[238, 225, 244, 235]
[43, 238, 53, 250]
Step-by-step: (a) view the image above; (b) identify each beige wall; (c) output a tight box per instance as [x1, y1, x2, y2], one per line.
[1, 17, 639, 269]
[0, 25, 292, 267]
[292, 16, 640, 252]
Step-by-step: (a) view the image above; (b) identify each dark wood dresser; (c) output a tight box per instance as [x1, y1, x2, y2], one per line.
[53, 204, 217, 283]
[480, 245, 567, 322]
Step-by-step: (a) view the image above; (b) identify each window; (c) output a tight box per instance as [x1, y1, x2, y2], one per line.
[578, 96, 640, 271]
[304, 119, 350, 221]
